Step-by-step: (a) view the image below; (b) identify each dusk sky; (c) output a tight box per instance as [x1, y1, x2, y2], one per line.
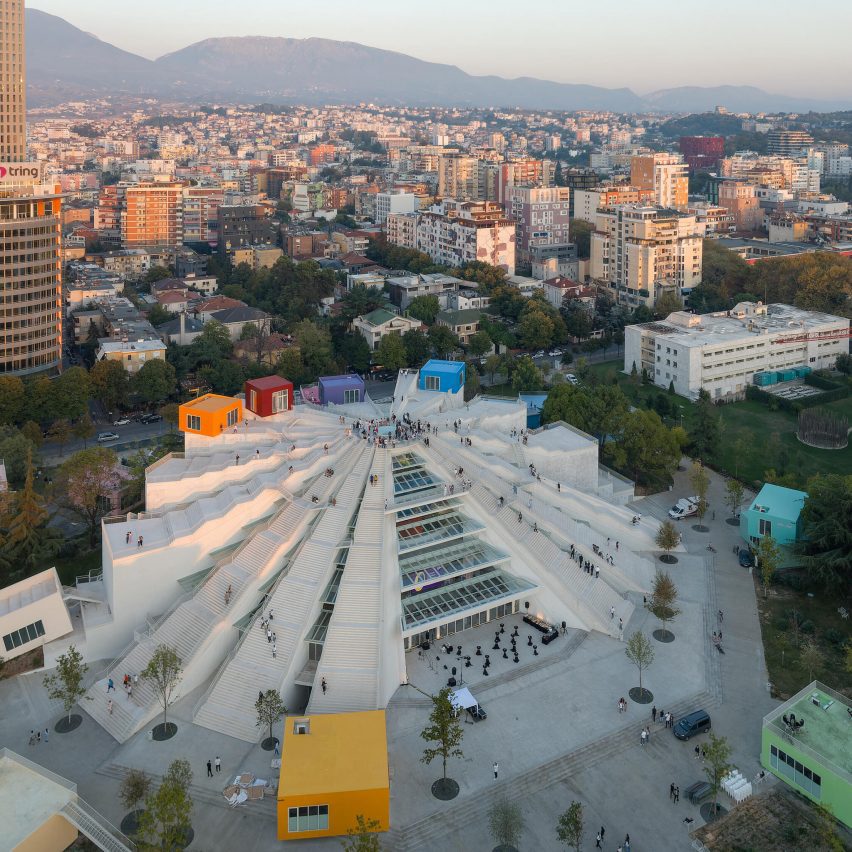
[32, 0, 852, 98]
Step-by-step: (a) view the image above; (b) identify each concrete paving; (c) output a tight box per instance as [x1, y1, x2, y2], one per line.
[0, 461, 780, 851]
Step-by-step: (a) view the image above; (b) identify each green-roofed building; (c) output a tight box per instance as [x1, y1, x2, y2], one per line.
[436, 309, 482, 345]
[761, 681, 852, 828]
[353, 308, 423, 351]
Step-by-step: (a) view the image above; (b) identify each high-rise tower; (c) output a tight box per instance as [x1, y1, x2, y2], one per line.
[0, 0, 27, 161]
[0, 0, 63, 374]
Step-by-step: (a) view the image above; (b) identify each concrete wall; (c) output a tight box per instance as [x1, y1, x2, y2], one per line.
[15, 813, 79, 852]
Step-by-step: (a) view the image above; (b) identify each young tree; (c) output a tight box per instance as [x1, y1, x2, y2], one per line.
[484, 353, 502, 384]
[488, 796, 525, 851]
[690, 389, 720, 462]
[47, 419, 73, 456]
[136, 758, 193, 850]
[255, 689, 287, 743]
[73, 413, 96, 449]
[689, 460, 711, 524]
[648, 571, 682, 640]
[54, 447, 122, 547]
[43, 645, 88, 724]
[703, 733, 733, 816]
[467, 330, 493, 359]
[119, 768, 152, 816]
[342, 815, 384, 852]
[160, 403, 179, 432]
[799, 640, 823, 681]
[757, 534, 781, 599]
[511, 355, 543, 392]
[141, 644, 183, 732]
[420, 686, 464, 792]
[655, 521, 680, 555]
[725, 478, 745, 520]
[555, 801, 583, 852]
[624, 631, 655, 699]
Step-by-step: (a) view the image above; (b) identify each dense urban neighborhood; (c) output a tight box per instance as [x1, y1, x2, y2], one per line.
[1, 2, 851, 851]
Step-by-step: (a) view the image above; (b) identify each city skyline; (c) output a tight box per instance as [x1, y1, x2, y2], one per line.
[30, 0, 852, 100]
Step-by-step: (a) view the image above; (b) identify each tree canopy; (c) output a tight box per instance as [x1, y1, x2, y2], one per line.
[799, 474, 852, 594]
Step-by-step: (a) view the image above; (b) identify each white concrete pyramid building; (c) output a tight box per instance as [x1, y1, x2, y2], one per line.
[57, 364, 659, 743]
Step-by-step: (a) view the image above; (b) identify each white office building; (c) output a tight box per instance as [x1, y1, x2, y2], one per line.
[624, 301, 850, 401]
[374, 192, 418, 225]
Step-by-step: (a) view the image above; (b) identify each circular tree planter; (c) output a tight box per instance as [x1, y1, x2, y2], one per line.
[151, 722, 178, 741]
[629, 687, 653, 704]
[431, 778, 460, 800]
[692, 524, 710, 533]
[55, 714, 82, 734]
[659, 554, 678, 564]
[653, 629, 675, 643]
[261, 736, 278, 752]
[725, 517, 740, 527]
[699, 803, 728, 822]
[120, 809, 145, 836]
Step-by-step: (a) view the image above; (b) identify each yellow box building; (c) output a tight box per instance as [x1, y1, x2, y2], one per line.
[277, 710, 390, 841]
[178, 394, 243, 437]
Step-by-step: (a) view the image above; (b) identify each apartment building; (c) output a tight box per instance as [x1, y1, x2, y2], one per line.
[374, 192, 417, 225]
[767, 129, 814, 157]
[624, 301, 849, 401]
[717, 180, 763, 232]
[506, 186, 571, 269]
[720, 153, 820, 193]
[437, 153, 480, 200]
[686, 202, 733, 235]
[182, 186, 223, 245]
[121, 182, 185, 248]
[573, 186, 655, 223]
[352, 308, 422, 351]
[678, 136, 725, 173]
[0, 0, 25, 161]
[630, 153, 689, 211]
[218, 205, 277, 255]
[590, 205, 703, 308]
[416, 201, 516, 274]
[386, 212, 418, 250]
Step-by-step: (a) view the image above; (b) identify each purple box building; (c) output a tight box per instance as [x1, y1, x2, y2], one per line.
[318, 374, 365, 406]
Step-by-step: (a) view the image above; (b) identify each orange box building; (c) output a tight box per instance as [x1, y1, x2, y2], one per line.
[178, 394, 243, 437]
[277, 711, 389, 841]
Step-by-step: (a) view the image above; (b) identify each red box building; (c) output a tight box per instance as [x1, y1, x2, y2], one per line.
[679, 136, 725, 173]
[244, 375, 294, 417]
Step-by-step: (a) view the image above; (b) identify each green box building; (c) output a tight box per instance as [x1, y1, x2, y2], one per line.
[761, 681, 852, 828]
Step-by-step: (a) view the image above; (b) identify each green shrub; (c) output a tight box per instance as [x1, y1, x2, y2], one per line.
[822, 628, 846, 648]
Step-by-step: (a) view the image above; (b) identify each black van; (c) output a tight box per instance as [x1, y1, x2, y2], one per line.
[673, 709, 711, 740]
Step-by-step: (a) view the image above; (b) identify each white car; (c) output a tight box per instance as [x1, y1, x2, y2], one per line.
[565, 373, 579, 385]
[668, 496, 701, 520]
[113, 418, 130, 426]
[97, 432, 120, 443]
[548, 350, 561, 357]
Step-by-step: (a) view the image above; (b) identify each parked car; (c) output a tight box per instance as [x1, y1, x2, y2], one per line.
[565, 373, 579, 385]
[113, 418, 130, 426]
[674, 709, 711, 740]
[533, 350, 546, 358]
[140, 413, 163, 424]
[97, 432, 120, 443]
[738, 549, 755, 568]
[548, 349, 561, 357]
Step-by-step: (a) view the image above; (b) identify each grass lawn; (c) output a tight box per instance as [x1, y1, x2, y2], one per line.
[587, 363, 852, 489]
[754, 571, 851, 701]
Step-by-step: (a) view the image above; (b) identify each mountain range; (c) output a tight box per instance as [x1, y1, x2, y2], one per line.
[25, 9, 852, 114]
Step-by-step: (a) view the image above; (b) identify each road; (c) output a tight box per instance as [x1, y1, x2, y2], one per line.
[40, 421, 171, 467]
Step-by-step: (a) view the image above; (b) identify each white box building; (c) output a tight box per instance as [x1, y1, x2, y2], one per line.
[624, 302, 850, 401]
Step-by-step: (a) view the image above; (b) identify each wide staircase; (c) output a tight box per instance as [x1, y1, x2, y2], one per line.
[472, 483, 632, 636]
[60, 800, 136, 852]
[306, 449, 388, 714]
[193, 445, 374, 741]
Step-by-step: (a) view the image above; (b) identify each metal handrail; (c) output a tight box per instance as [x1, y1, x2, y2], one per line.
[63, 798, 137, 852]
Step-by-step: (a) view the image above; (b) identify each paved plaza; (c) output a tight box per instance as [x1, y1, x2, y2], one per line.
[0, 461, 780, 851]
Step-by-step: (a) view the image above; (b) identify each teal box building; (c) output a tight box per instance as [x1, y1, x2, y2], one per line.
[761, 681, 852, 828]
[741, 483, 807, 547]
[418, 360, 465, 393]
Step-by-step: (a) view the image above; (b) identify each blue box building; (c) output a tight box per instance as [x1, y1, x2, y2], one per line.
[418, 360, 465, 394]
[742, 483, 808, 547]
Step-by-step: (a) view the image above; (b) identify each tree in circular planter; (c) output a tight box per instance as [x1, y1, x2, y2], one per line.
[43, 645, 88, 732]
[625, 630, 655, 703]
[420, 686, 464, 800]
[648, 570, 681, 643]
[556, 801, 584, 851]
[255, 688, 287, 751]
[488, 796, 525, 852]
[724, 478, 744, 525]
[142, 644, 182, 740]
[655, 521, 680, 563]
[689, 460, 711, 531]
[702, 732, 733, 819]
[135, 758, 194, 850]
[119, 768, 152, 836]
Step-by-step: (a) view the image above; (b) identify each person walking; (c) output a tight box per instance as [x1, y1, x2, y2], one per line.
[610, 605, 615, 620]
[274, 739, 280, 756]
[321, 678, 327, 694]
[674, 786, 680, 804]
[137, 535, 143, 548]
[36, 731, 41, 743]
[493, 762, 499, 779]
[44, 728, 49, 743]
[272, 642, 277, 659]
[595, 830, 602, 848]
[107, 678, 115, 693]
[652, 705, 657, 724]
[215, 756, 221, 773]
[207, 760, 213, 778]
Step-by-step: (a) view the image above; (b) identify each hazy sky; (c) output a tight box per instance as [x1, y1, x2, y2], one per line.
[31, 0, 852, 97]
